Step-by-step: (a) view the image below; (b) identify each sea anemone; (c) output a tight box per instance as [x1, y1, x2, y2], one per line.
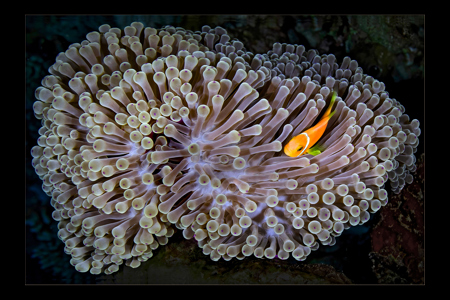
[30, 21, 421, 275]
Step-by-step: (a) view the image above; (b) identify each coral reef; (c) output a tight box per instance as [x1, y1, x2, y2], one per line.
[370, 153, 424, 283]
[27, 18, 423, 280]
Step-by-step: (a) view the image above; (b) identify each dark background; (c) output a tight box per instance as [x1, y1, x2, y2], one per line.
[25, 15, 424, 284]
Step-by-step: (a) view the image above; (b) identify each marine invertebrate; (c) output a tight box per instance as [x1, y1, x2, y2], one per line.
[30, 22, 251, 274]
[260, 43, 420, 194]
[29, 21, 421, 276]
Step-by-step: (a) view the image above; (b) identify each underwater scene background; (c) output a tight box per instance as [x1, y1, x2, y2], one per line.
[25, 14, 424, 284]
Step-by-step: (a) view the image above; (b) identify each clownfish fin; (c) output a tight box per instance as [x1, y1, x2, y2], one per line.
[321, 91, 337, 121]
[327, 109, 336, 120]
[307, 148, 321, 156]
[307, 143, 325, 156]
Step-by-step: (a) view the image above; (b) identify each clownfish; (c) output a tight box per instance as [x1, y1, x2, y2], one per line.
[284, 92, 337, 157]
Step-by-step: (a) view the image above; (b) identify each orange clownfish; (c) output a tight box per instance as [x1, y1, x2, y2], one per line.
[284, 92, 337, 157]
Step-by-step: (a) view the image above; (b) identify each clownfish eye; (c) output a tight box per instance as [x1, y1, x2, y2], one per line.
[297, 145, 303, 152]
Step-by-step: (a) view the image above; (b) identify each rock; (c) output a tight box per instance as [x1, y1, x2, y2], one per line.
[370, 153, 424, 284]
[98, 233, 352, 284]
